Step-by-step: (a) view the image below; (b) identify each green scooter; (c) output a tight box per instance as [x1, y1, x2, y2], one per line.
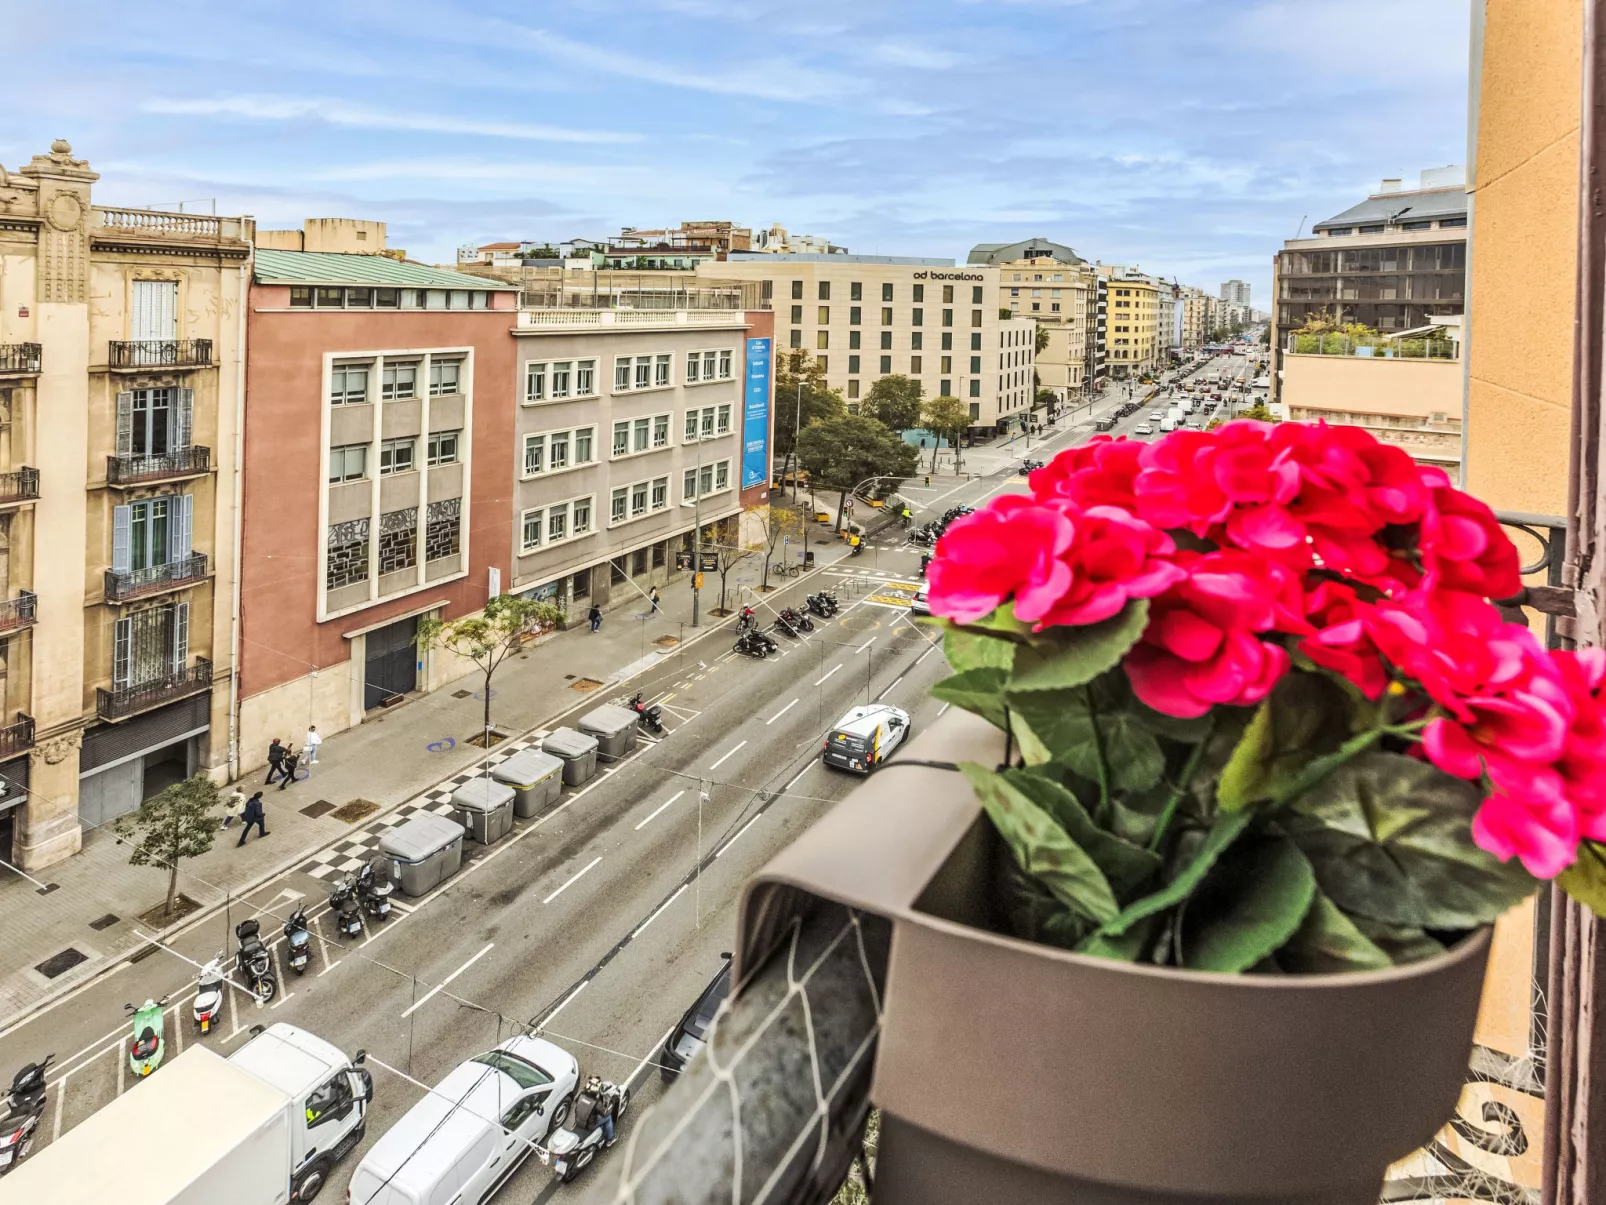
[124, 997, 168, 1079]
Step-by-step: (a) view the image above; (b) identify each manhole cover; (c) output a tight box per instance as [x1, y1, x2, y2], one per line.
[452, 689, 473, 700]
[300, 800, 336, 819]
[35, 948, 88, 979]
[653, 635, 680, 648]
[332, 799, 381, 823]
[840, 614, 878, 632]
[570, 677, 603, 692]
[88, 913, 120, 931]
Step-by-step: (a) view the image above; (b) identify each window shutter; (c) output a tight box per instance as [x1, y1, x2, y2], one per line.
[115, 392, 134, 457]
[173, 494, 193, 562]
[112, 505, 132, 573]
[174, 388, 193, 450]
[113, 616, 131, 689]
[172, 602, 190, 673]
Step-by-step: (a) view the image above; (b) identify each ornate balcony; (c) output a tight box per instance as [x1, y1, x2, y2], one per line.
[107, 339, 213, 370]
[96, 657, 212, 722]
[104, 553, 209, 603]
[0, 714, 34, 759]
[0, 591, 38, 635]
[0, 344, 41, 375]
[106, 446, 211, 487]
[0, 468, 40, 505]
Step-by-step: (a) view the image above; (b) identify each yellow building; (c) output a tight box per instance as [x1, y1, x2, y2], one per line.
[1099, 268, 1160, 378]
[996, 259, 1093, 405]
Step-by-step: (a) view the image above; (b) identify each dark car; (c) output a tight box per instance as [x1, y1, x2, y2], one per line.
[661, 955, 732, 1079]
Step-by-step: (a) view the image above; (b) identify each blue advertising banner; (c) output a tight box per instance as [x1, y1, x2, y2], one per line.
[742, 336, 772, 490]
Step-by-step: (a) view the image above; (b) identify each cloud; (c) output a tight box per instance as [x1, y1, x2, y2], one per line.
[864, 41, 964, 70]
[140, 95, 641, 143]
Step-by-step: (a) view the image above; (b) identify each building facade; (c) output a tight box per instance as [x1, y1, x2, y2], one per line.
[1098, 268, 1161, 378]
[1219, 279, 1251, 306]
[1178, 287, 1210, 355]
[993, 255, 1094, 405]
[710, 255, 1035, 434]
[0, 141, 249, 868]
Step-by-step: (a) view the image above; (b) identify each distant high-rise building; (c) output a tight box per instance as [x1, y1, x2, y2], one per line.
[1220, 279, 1251, 306]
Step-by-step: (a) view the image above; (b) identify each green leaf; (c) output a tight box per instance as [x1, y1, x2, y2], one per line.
[1284, 751, 1539, 929]
[1178, 836, 1317, 972]
[996, 849, 1090, 950]
[1002, 769, 1163, 901]
[1277, 890, 1392, 973]
[1007, 708, 1053, 765]
[1216, 671, 1349, 811]
[931, 668, 1009, 730]
[1129, 693, 1217, 743]
[943, 626, 1017, 675]
[959, 763, 1119, 924]
[1558, 840, 1606, 919]
[1349, 916, 1446, 964]
[1092, 809, 1254, 939]
[1006, 688, 1165, 791]
[1007, 600, 1150, 693]
[1077, 915, 1159, 963]
[954, 602, 1035, 641]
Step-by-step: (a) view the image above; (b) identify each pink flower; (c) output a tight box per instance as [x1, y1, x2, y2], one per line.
[1030, 436, 1144, 512]
[1299, 581, 1389, 699]
[1418, 475, 1522, 599]
[1471, 789, 1580, 879]
[927, 496, 1076, 624]
[1020, 505, 1186, 627]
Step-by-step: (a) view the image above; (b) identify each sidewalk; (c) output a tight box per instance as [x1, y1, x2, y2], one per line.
[0, 545, 843, 1025]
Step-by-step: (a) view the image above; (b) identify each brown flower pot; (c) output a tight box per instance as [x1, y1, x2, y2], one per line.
[736, 710, 1493, 1205]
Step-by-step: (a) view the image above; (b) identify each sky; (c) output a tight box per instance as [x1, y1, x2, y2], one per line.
[1, 0, 1472, 305]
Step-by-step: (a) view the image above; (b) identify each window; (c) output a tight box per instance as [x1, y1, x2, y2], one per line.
[913, 284, 925, 303]
[816, 306, 830, 326]
[911, 332, 923, 350]
[719, 349, 732, 378]
[789, 329, 802, 349]
[549, 362, 571, 399]
[817, 331, 829, 350]
[715, 461, 729, 491]
[426, 430, 460, 466]
[818, 281, 830, 300]
[911, 355, 922, 373]
[877, 331, 890, 350]
[1051, 302, 1061, 313]
[971, 309, 982, 327]
[943, 285, 955, 303]
[848, 331, 861, 350]
[612, 421, 629, 457]
[969, 402, 980, 420]
[633, 417, 651, 453]
[790, 304, 803, 323]
[970, 332, 981, 351]
[653, 541, 666, 568]
[376, 287, 399, 308]
[429, 360, 461, 396]
[972, 286, 983, 303]
[329, 444, 368, 483]
[611, 557, 627, 584]
[717, 403, 732, 434]
[880, 355, 892, 373]
[940, 308, 955, 327]
[686, 351, 701, 383]
[700, 350, 716, 381]
[576, 360, 596, 396]
[884, 307, 896, 325]
[572, 567, 591, 597]
[612, 486, 628, 523]
[941, 356, 952, 374]
[850, 282, 862, 301]
[526, 362, 547, 403]
[656, 354, 672, 387]
[378, 508, 417, 574]
[635, 359, 651, 389]
[940, 378, 952, 395]
[848, 379, 860, 399]
[316, 286, 344, 308]
[424, 498, 460, 560]
[970, 356, 981, 373]
[701, 407, 715, 438]
[326, 520, 368, 591]
[380, 438, 415, 475]
[848, 354, 861, 374]
[632, 548, 647, 575]
[791, 280, 803, 299]
[818, 355, 829, 372]
[573, 497, 591, 534]
[381, 364, 416, 400]
[969, 380, 981, 397]
[684, 410, 699, 442]
[331, 364, 369, 405]
[654, 414, 670, 447]
[849, 306, 861, 326]
[651, 477, 668, 510]
[290, 287, 312, 308]
[615, 358, 632, 391]
[631, 481, 648, 517]
[883, 282, 895, 302]
[682, 468, 697, 501]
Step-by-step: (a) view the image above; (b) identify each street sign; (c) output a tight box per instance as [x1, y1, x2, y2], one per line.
[675, 551, 693, 571]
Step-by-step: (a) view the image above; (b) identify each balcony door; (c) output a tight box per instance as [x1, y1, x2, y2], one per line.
[112, 603, 188, 690]
[112, 495, 192, 574]
[116, 388, 192, 459]
[131, 281, 177, 344]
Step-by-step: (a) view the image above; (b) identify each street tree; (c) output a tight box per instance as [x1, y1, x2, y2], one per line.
[417, 594, 564, 746]
[859, 374, 924, 432]
[1035, 325, 1049, 354]
[797, 414, 919, 533]
[707, 538, 761, 615]
[754, 502, 806, 591]
[773, 350, 847, 498]
[115, 773, 221, 921]
[920, 395, 972, 474]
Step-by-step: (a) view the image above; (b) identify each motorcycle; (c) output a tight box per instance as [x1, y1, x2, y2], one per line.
[735, 605, 758, 633]
[541, 1079, 630, 1184]
[628, 691, 663, 734]
[774, 609, 805, 638]
[0, 1054, 52, 1175]
[283, 905, 313, 975]
[356, 859, 393, 923]
[848, 540, 864, 557]
[329, 876, 365, 940]
[733, 629, 774, 659]
[805, 593, 836, 619]
[125, 997, 169, 1079]
[235, 919, 278, 1003]
[193, 953, 226, 1032]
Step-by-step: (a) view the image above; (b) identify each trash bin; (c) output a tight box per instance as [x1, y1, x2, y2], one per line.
[492, 749, 564, 818]
[378, 812, 464, 897]
[578, 704, 639, 761]
[804, 550, 815, 568]
[542, 727, 599, 786]
[451, 778, 515, 846]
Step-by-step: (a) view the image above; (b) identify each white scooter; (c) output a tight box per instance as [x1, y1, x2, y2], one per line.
[193, 953, 226, 1034]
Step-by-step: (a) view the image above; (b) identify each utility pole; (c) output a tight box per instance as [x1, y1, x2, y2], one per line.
[793, 379, 803, 506]
[691, 438, 704, 627]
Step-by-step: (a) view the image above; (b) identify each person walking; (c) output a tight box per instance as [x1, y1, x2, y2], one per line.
[649, 586, 661, 614]
[236, 792, 269, 845]
[220, 788, 245, 831]
[278, 746, 300, 791]
[588, 604, 603, 633]
[303, 725, 322, 766]
[263, 738, 287, 786]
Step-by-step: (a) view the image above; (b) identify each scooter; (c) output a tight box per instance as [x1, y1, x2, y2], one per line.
[235, 919, 277, 1003]
[541, 1079, 630, 1184]
[849, 541, 864, 557]
[283, 905, 313, 975]
[735, 605, 758, 633]
[733, 629, 773, 659]
[125, 997, 169, 1079]
[193, 953, 226, 1032]
[329, 876, 365, 940]
[628, 692, 663, 734]
[774, 609, 804, 638]
[356, 860, 393, 923]
[0, 1054, 52, 1175]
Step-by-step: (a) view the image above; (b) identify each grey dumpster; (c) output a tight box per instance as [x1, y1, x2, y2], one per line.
[542, 727, 599, 786]
[579, 704, 640, 761]
[451, 778, 515, 846]
[379, 812, 464, 897]
[492, 749, 564, 818]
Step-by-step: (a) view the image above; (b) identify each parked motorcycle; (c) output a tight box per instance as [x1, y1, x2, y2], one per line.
[283, 905, 313, 975]
[733, 629, 774, 659]
[628, 691, 664, 734]
[0, 1054, 52, 1175]
[805, 593, 837, 619]
[193, 953, 226, 1032]
[125, 997, 169, 1079]
[235, 919, 278, 1003]
[774, 609, 805, 638]
[541, 1077, 630, 1184]
[329, 876, 365, 940]
[356, 860, 393, 923]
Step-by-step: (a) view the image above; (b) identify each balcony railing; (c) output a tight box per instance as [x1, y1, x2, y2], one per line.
[97, 657, 212, 722]
[107, 339, 213, 369]
[96, 209, 221, 237]
[0, 468, 40, 504]
[104, 553, 209, 603]
[0, 591, 38, 634]
[1285, 332, 1458, 360]
[0, 714, 34, 759]
[106, 445, 211, 486]
[0, 344, 41, 374]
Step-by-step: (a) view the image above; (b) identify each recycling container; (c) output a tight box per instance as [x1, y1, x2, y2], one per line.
[450, 778, 515, 846]
[542, 727, 599, 786]
[379, 812, 464, 897]
[578, 704, 640, 761]
[492, 749, 565, 818]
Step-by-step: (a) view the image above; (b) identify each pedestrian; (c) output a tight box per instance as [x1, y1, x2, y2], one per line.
[220, 788, 245, 830]
[649, 586, 660, 614]
[278, 746, 300, 791]
[263, 738, 287, 786]
[303, 725, 322, 765]
[588, 603, 602, 633]
[237, 792, 269, 845]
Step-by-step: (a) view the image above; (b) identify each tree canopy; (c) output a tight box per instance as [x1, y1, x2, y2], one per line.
[116, 773, 221, 920]
[797, 415, 919, 494]
[859, 374, 925, 431]
[418, 594, 564, 740]
[773, 350, 846, 455]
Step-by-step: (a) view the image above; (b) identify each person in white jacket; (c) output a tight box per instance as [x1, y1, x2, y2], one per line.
[303, 726, 323, 766]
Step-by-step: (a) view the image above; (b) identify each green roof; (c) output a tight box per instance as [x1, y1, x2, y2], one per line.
[253, 249, 517, 290]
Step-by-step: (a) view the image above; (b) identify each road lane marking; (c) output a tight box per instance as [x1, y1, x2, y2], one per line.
[634, 790, 685, 831]
[52, 1072, 65, 1140]
[856, 637, 876, 653]
[660, 692, 676, 703]
[813, 664, 842, 686]
[633, 885, 688, 939]
[400, 942, 495, 1018]
[708, 740, 747, 771]
[938, 702, 951, 716]
[766, 699, 798, 725]
[543, 856, 602, 904]
[625, 1026, 678, 1089]
[539, 981, 587, 1031]
[784, 765, 811, 792]
[116, 1047, 124, 1097]
[716, 814, 762, 858]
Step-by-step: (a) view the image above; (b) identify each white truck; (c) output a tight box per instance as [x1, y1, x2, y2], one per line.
[0, 1024, 371, 1205]
[1160, 406, 1182, 432]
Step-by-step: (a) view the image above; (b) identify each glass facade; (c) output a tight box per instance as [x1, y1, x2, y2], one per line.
[1276, 240, 1465, 331]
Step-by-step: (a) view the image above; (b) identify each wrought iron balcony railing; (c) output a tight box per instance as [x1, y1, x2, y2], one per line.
[96, 657, 212, 722]
[0, 591, 38, 634]
[0, 713, 34, 759]
[0, 344, 41, 374]
[0, 468, 41, 504]
[106, 445, 211, 486]
[107, 339, 213, 369]
[104, 553, 209, 603]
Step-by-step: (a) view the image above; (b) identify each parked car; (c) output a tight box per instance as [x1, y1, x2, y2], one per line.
[1134, 422, 1154, 436]
[910, 584, 931, 617]
[661, 956, 733, 1080]
[822, 704, 912, 774]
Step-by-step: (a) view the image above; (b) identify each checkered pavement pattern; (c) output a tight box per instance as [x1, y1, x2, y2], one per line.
[298, 733, 547, 882]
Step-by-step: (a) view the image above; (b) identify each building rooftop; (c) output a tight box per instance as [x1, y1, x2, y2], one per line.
[1312, 186, 1467, 233]
[253, 248, 518, 289]
[725, 252, 954, 266]
[968, 238, 1085, 266]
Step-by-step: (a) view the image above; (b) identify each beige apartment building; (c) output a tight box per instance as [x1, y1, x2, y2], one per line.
[1098, 268, 1161, 378]
[0, 141, 247, 869]
[1178, 286, 1211, 353]
[969, 239, 1094, 408]
[707, 255, 1036, 435]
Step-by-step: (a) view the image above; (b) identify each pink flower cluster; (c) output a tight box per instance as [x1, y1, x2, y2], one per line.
[927, 419, 1600, 878]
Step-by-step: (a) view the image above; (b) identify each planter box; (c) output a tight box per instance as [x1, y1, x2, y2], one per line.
[736, 710, 1493, 1205]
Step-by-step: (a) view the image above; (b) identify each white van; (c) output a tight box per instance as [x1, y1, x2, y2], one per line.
[1158, 415, 1177, 433]
[349, 1037, 579, 1205]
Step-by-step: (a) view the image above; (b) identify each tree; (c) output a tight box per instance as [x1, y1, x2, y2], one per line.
[417, 594, 563, 746]
[797, 415, 920, 533]
[921, 395, 972, 474]
[116, 773, 221, 921]
[755, 502, 806, 591]
[773, 350, 846, 456]
[859, 374, 924, 432]
[1035, 325, 1049, 354]
[1034, 387, 1058, 415]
